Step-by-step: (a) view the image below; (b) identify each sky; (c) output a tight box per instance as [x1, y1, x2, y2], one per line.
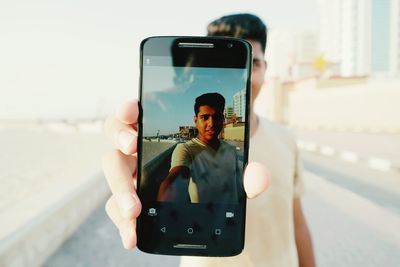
[0, 0, 319, 120]
[142, 66, 248, 136]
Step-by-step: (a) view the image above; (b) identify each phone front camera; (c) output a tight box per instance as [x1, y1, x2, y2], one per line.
[227, 43, 233, 48]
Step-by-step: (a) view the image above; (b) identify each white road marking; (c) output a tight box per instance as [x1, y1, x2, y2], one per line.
[320, 146, 335, 156]
[340, 151, 359, 162]
[368, 157, 392, 172]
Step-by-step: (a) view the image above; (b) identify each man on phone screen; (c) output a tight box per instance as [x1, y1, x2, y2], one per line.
[157, 92, 242, 204]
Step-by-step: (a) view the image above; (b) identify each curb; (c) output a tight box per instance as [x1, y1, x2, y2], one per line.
[0, 173, 110, 267]
[297, 140, 400, 173]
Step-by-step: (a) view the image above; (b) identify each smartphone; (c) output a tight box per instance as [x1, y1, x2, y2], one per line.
[137, 36, 252, 257]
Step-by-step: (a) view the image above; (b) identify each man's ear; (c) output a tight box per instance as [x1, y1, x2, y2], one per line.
[194, 115, 197, 124]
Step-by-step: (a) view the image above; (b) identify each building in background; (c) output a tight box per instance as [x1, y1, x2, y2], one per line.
[319, 0, 342, 66]
[372, 0, 391, 74]
[233, 89, 246, 122]
[292, 32, 319, 80]
[265, 29, 295, 80]
[318, 0, 400, 77]
[342, 0, 371, 77]
[224, 106, 234, 123]
[295, 32, 319, 63]
[389, 0, 400, 76]
[319, 0, 371, 77]
[179, 126, 196, 140]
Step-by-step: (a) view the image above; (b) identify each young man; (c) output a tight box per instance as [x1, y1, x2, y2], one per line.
[157, 93, 241, 203]
[103, 13, 315, 267]
[177, 13, 316, 267]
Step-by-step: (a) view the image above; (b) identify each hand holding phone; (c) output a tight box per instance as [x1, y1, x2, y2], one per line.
[101, 38, 270, 253]
[137, 36, 259, 256]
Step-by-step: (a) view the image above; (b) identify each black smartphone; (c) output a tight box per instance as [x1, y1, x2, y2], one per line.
[137, 36, 252, 257]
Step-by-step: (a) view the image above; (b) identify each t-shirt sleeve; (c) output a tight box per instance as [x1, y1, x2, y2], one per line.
[293, 145, 306, 198]
[170, 143, 192, 169]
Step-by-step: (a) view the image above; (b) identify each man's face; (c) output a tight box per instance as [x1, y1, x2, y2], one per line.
[194, 105, 224, 143]
[248, 40, 267, 104]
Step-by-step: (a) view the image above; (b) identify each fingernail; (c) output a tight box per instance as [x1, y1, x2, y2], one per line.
[118, 130, 135, 151]
[115, 192, 136, 218]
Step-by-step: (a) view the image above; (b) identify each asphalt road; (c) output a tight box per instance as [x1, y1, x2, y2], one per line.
[44, 151, 400, 267]
[42, 198, 180, 267]
[300, 152, 400, 267]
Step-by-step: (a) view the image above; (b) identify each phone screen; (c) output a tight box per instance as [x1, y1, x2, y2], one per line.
[137, 37, 251, 256]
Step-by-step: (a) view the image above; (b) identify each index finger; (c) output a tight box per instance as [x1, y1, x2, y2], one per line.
[116, 100, 139, 125]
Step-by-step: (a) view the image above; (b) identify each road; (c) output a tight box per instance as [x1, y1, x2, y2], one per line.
[44, 145, 400, 267]
[301, 152, 400, 267]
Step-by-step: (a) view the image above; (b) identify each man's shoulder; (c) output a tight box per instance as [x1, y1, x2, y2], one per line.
[175, 140, 193, 151]
[176, 139, 205, 153]
[184, 138, 203, 148]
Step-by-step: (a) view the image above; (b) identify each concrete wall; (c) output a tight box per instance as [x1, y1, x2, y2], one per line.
[224, 125, 245, 141]
[288, 79, 400, 133]
[315, 76, 367, 88]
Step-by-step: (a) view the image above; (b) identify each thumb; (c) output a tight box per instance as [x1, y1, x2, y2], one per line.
[243, 162, 270, 199]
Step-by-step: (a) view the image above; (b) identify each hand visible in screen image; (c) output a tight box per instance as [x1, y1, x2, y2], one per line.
[157, 92, 243, 204]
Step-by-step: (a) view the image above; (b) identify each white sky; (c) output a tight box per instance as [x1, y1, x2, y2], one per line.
[0, 0, 318, 120]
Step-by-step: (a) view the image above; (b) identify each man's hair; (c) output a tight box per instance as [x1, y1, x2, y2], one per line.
[207, 13, 267, 53]
[194, 93, 225, 116]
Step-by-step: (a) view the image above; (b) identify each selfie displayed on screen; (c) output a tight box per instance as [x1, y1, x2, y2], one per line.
[141, 61, 247, 204]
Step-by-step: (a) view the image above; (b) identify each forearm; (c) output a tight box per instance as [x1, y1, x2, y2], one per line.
[157, 174, 178, 201]
[294, 198, 316, 267]
[157, 178, 173, 200]
[157, 166, 190, 201]
[295, 221, 316, 267]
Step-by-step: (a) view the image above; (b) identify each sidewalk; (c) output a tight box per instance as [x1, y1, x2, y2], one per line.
[0, 121, 110, 267]
[293, 129, 400, 172]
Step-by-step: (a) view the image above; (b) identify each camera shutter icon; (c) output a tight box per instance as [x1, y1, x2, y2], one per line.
[148, 208, 157, 216]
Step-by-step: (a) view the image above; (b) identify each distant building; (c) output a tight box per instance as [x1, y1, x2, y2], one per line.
[319, 0, 371, 77]
[319, 0, 342, 65]
[372, 0, 391, 74]
[295, 32, 319, 63]
[179, 126, 197, 139]
[233, 89, 246, 121]
[342, 0, 371, 77]
[265, 29, 294, 80]
[224, 106, 234, 122]
[292, 32, 320, 79]
[319, 0, 400, 77]
[389, 0, 400, 76]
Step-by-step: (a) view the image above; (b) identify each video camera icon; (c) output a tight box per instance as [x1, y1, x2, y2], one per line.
[225, 212, 234, 218]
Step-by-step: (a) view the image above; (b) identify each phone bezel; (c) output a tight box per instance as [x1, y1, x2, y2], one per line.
[137, 36, 252, 257]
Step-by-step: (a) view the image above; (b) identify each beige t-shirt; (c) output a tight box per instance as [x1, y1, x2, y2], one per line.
[171, 138, 241, 203]
[180, 117, 304, 267]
